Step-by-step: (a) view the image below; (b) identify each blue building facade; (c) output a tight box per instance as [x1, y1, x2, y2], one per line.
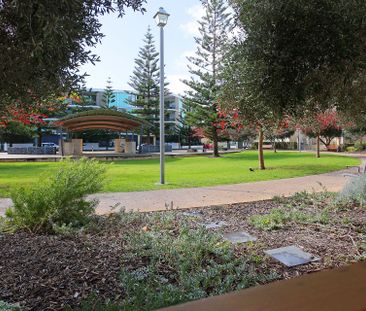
[72, 88, 136, 111]
[112, 91, 136, 111]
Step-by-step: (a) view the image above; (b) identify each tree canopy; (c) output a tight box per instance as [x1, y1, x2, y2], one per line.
[228, 0, 366, 116]
[0, 0, 146, 111]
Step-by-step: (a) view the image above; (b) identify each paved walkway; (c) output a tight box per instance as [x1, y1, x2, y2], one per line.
[0, 158, 363, 215]
[89, 167, 359, 214]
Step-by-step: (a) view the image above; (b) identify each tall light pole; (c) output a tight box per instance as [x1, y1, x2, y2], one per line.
[154, 7, 170, 184]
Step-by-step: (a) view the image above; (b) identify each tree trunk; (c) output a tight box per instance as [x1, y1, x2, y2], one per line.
[139, 125, 143, 152]
[188, 126, 192, 149]
[258, 127, 265, 170]
[316, 134, 320, 158]
[272, 139, 277, 153]
[212, 126, 219, 157]
[227, 141, 230, 150]
[37, 127, 42, 147]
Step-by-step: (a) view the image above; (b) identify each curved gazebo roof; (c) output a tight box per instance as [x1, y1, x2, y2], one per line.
[56, 109, 147, 132]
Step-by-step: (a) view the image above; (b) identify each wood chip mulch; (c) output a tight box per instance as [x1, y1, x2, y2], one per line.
[0, 198, 365, 310]
[0, 231, 127, 310]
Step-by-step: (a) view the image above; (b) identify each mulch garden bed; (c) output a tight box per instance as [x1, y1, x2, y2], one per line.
[1, 195, 365, 310]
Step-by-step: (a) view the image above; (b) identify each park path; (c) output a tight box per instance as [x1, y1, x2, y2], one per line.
[89, 167, 359, 214]
[0, 154, 364, 215]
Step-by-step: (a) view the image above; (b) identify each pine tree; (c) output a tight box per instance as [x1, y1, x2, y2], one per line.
[128, 26, 161, 144]
[102, 77, 116, 108]
[183, 0, 232, 157]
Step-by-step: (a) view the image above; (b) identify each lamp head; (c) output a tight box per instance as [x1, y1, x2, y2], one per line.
[154, 7, 170, 27]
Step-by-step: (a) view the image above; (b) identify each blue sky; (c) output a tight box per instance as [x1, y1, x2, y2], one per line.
[80, 0, 204, 95]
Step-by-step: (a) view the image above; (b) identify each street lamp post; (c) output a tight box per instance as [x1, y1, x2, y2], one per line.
[154, 7, 170, 185]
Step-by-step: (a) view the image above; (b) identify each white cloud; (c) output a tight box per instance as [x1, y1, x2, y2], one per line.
[179, 4, 205, 37]
[174, 50, 195, 71]
[167, 74, 190, 96]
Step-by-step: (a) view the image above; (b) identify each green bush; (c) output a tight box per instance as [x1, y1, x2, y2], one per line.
[3, 158, 106, 233]
[346, 146, 357, 152]
[0, 301, 21, 311]
[250, 207, 330, 231]
[250, 209, 289, 230]
[338, 173, 366, 206]
[64, 297, 121, 311]
[354, 142, 365, 151]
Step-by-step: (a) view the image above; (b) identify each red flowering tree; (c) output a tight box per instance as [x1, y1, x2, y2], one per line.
[188, 108, 240, 151]
[1, 95, 70, 146]
[263, 118, 294, 153]
[299, 110, 344, 158]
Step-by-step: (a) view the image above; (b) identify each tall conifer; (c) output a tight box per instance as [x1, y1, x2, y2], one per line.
[102, 77, 116, 108]
[183, 0, 232, 157]
[128, 26, 161, 143]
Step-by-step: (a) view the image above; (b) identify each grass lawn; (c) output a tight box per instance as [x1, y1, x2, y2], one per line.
[0, 151, 360, 197]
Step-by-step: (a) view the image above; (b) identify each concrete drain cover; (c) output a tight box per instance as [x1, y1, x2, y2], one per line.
[223, 232, 257, 244]
[203, 221, 227, 229]
[264, 245, 320, 267]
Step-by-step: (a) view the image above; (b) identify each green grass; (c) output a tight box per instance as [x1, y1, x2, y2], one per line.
[0, 151, 360, 197]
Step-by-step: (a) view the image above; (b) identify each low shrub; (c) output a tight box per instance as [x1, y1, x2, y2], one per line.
[2, 158, 106, 233]
[337, 173, 366, 206]
[64, 297, 121, 311]
[250, 207, 330, 231]
[346, 146, 357, 152]
[250, 209, 289, 230]
[274, 190, 335, 211]
[0, 301, 21, 311]
[119, 215, 277, 310]
[68, 213, 278, 311]
[354, 142, 365, 151]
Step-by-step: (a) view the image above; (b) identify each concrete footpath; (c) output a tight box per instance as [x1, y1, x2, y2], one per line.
[90, 167, 357, 214]
[0, 164, 361, 216]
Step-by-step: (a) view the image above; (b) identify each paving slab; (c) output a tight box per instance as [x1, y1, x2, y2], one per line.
[223, 231, 257, 244]
[264, 245, 321, 267]
[203, 221, 227, 229]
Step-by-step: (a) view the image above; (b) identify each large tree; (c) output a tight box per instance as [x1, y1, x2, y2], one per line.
[0, 121, 34, 145]
[183, 0, 232, 157]
[0, 0, 145, 111]
[128, 26, 169, 144]
[228, 0, 366, 116]
[222, 0, 366, 168]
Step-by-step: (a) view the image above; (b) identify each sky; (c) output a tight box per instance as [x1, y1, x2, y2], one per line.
[80, 0, 205, 96]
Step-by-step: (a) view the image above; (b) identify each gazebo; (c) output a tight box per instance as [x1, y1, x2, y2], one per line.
[56, 109, 147, 156]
